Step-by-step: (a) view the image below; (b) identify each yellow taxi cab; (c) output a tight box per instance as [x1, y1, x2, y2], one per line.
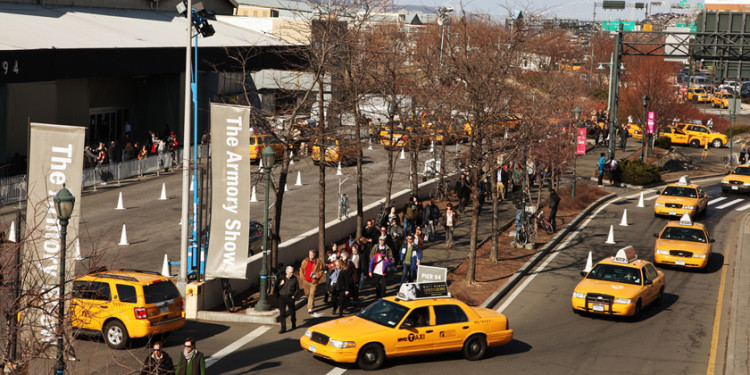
[659, 126, 703, 147]
[685, 88, 710, 103]
[72, 269, 185, 349]
[311, 136, 358, 165]
[674, 123, 727, 148]
[380, 126, 428, 150]
[653, 213, 714, 269]
[572, 246, 665, 318]
[712, 92, 735, 109]
[720, 164, 750, 193]
[300, 282, 513, 370]
[249, 134, 284, 162]
[654, 176, 708, 218]
[626, 123, 643, 140]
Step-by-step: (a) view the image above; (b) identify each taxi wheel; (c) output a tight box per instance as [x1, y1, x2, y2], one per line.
[656, 288, 664, 306]
[462, 334, 487, 361]
[103, 320, 129, 350]
[712, 139, 723, 148]
[690, 139, 701, 148]
[631, 300, 642, 322]
[357, 343, 384, 371]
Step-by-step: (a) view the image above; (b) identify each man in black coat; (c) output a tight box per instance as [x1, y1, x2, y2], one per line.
[277, 266, 300, 334]
[141, 341, 174, 375]
[329, 260, 352, 317]
[548, 189, 561, 232]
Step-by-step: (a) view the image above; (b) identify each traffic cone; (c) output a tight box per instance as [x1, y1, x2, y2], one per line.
[289, 151, 294, 165]
[336, 162, 343, 176]
[118, 224, 129, 246]
[583, 251, 593, 273]
[161, 254, 170, 277]
[8, 220, 15, 242]
[190, 176, 195, 191]
[250, 186, 258, 202]
[430, 141, 434, 153]
[368, 140, 373, 150]
[116, 192, 125, 210]
[605, 225, 616, 244]
[259, 158, 264, 170]
[284, 183, 289, 192]
[637, 192, 645, 208]
[400, 148, 406, 160]
[159, 183, 168, 200]
[295, 171, 302, 186]
[75, 239, 84, 261]
[619, 209, 629, 226]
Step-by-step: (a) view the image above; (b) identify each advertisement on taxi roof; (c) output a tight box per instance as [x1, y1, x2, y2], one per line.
[576, 128, 587, 155]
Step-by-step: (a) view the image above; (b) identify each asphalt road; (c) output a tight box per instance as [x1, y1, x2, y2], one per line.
[60, 179, 750, 374]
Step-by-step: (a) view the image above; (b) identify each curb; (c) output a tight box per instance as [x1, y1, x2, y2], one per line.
[587, 172, 727, 189]
[197, 309, 279, 325]
[480, 192, 617, 309]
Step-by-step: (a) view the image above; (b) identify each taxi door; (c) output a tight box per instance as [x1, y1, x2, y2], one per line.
[640, 266, 659, 305]
[432, 305, 472, 352]
[671, 129, 689, 144]
[71, 281, 113, 330]
[697, 187, 708, 212]
[393, 307, 436, 355]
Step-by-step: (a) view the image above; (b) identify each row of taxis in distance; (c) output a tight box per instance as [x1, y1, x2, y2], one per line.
[300, 282, 513, 370]
[627, 122, 727, 148]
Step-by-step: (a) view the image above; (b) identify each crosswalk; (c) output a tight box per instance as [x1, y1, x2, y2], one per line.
[638, 189, 750, 213]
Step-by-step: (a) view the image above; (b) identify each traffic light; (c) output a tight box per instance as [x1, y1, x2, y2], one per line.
[602, 1, 626, 9]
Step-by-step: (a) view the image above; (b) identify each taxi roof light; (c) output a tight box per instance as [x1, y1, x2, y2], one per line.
[677, 175, 691, 186]
[678, 212, 693, 226]
[611, 246, 638, 264]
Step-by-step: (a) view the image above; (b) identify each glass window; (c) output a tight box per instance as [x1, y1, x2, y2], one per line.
[402, 306, 431, 328]
[661, 227, 707, 243]
[645, 264, 658, 280]
[143, 280, 180, 304]
[732, 166, 750, 176]
[73, 281, 111, 301]
[586, 264, 642, 285]
[116, 284, 137, 303]
[434, 305, 469, 325]
[357, 299, 409, 328]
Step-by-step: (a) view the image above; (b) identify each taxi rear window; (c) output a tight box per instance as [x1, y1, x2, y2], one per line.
[143, 281, 180, 304]
[662, 186, 697, 198]
[661, 227, 707, 243]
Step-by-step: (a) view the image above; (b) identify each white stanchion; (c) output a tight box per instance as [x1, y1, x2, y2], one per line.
[289, 151, 294, 165]
[161, 254, 171, 277]
[430, 141, 434, 153]
[118, 224, 130, 246]
[637, 192, 645, 208]
[259, 158, 264, 170]
[159, 183, 168, 200]
[368, 140, 373, 150]
[336, 162, 343, 176]
[75, 239, 84, 261]
[605, 225, 616, 244]
[250, 186, 258, 202]
[116, 192, 125, 210]
[619, 209, 629, 226]
[295, 171, 303, 186]
[400, 148, 406, 160]
[8, 221, 15, 242]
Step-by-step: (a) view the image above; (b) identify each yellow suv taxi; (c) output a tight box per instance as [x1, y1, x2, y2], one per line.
[72, 269, 185, 349]
[572, 246, 665, 318]
[311, 136, 358, 165]
[659, 127, 705, 147]
[674, 123, 727, 148]
[712, 92, 735, 109]
[653, 213, 714, 269]
[685, 88, 710, 103]
[721, 164, 750, 193]
[249, 134, 284, 163]
[654, 176, 708, 218]
[300, 283, 513, 370]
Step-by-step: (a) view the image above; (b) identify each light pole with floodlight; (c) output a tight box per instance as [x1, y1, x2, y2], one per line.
[53, 184, 75, 374]
[572, 107, 582, 200]
[256, 146, 276, 311]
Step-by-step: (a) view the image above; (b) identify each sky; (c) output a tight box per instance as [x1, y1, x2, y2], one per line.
[402, 0, 698, 22]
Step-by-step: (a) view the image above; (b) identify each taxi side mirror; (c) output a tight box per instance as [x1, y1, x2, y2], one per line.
[644, 279, 653, 285]
[580, 270, 588, 277]
[653, 233, 658, 238]
[710, 239, 715, 243]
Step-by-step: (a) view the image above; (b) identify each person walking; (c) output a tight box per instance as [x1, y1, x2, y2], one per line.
[329, 260, 352, 317]
[422, 199, 440, 242]
[443, 203, 459, 248]
[388, 218, 405, 260]
[454, 174, 470, 212]
[299, 250, 324, 314]
[140, 341, 174, 375]
[597, 153, 606, 186]
[403, 197, 417, 236]
[175, 338, 205, 375]
[399, 235, 422, 284]
[277, 265, 299, 334]
[548, 189, 561, 232]
[368, 238, 393, 299]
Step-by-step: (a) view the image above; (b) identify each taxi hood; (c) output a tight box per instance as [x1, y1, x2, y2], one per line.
[575, 278, 645, 298]
[655, 239, 710, 253]
[309, 315, 390, 339]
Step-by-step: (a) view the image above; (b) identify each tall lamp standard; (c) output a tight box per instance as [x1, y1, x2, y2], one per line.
[572, 107, 582, 200]
[256, 146, 276, 312]
[53, 184, 75, 374]
[641, 95, 649, 161]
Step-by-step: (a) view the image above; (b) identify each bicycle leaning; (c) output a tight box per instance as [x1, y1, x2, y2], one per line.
[532, 205, 555, 235]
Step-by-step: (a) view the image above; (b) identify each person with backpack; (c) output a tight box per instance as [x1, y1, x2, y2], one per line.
[368, 238, 393, 299]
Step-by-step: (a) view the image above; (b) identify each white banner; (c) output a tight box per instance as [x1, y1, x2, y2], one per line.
[22, 123, 85, 343]
[206, 104, 252, 279]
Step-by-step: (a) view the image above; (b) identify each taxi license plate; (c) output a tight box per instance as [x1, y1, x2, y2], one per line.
[668, 210, 677, 216]
[732, 186, 739, 190]
[676, 260, 686, 266]
[309, 345, 317, 353]
[160, 305, 170, 314]
[593, 304, 605, 312]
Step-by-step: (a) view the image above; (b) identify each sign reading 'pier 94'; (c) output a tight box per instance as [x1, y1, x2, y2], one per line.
[206, 104, 252, 279]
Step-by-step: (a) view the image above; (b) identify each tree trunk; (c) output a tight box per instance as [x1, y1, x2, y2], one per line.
[271, 150, 290, 270]
[317, 78, 327, 260]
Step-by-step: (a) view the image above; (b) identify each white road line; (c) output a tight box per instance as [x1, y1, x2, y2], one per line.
[717, 198, 744, 209]
[708, 197, 727, 205]
[737, 203, 750, 211]
[644, 195, 659, 201]
[326, 367, 348, 375]
[496, 198, 621, 313]
[205, 325, 272, 368]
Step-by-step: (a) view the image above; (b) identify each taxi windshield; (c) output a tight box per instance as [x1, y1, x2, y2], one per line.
[661, 227, 707, 243]
[731, 166, 750, 176]
[357, 299, 409, 328]
[586, 264, 642, 286]
[662, 186, 698, 198]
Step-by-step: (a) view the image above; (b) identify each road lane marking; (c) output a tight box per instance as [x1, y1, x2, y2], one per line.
[644, 195, 658, 201]
[205, 325, 272, 368]
[706, 252, 728, 375]
[716, 198, 744, 210]
[708, 197, 727, 205]
[496, 197, 622, 313]
[326, 367, 348, 375]
[737, 203, 750, 211]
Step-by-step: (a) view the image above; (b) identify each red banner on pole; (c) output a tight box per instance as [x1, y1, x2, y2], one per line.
[576, 128, 587, 155]
[647, 111, 656, 134]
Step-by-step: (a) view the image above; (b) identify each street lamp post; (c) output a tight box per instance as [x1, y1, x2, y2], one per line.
[572, 107, 582, 200]
[53, 184, 75, 374]
[256, 146, 276, 312]
[437, 6, 453, 82]
[641, 95, 649, 161]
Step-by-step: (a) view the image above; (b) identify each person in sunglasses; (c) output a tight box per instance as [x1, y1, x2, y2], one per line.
[176, 337, 205, 375]
[140, 341, 174, 375]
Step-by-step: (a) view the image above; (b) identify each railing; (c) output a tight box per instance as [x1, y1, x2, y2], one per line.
[0, 144, 211, 206]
